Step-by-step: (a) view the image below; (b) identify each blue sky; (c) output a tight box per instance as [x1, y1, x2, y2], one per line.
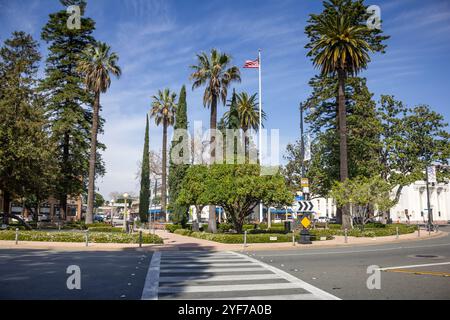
[1, 0, 450, 199]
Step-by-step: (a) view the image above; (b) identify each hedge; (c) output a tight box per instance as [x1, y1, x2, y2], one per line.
[0, 230, 163, 244]
[88, 227, 123, 233]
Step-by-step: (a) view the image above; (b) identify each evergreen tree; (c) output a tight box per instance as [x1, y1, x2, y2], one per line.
[138, 116, 150, 223]
[285, 76, 381, 198]
[0, 32, 56, 223]
[40, 0, 104, 220]
[168, 85, 189, 227]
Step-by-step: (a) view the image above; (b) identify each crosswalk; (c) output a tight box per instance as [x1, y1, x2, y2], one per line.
[141, 251, 340, 300]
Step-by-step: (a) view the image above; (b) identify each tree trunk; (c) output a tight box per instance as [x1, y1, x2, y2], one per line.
[2, 190, 11, 225]
[338, 69, 350, 230]
[162, 119, 168, 222]
[208, 94, 218, 233]
[86, 91, 100, 225]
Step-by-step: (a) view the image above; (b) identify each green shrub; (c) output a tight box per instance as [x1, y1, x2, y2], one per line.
[217, 223, 234, 233]
[0, 230, 163, 244]
[174, 229, 192, 236]
[88, 227, 123, 233]
[166, 224, 183, 233]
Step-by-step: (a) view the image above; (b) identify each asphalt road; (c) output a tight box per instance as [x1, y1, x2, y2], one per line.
[0, 228, 449, 300]
[0, 249, 151, 300]
[245, 226, 450, 300]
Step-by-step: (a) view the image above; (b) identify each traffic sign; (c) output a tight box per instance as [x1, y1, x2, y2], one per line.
[298, 201, 314, 212]
[301, 217, 311, 229]
[301, 178, 309, 188]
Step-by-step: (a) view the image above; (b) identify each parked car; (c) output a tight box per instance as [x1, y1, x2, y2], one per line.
[94, 214, 105, 222]
[317, 217, 329, 223]
[329, 217, 337, 224]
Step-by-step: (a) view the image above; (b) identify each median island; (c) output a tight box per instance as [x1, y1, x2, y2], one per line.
[166, 223, 418, 244]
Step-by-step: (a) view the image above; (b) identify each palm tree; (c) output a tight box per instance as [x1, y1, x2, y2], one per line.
[223, 92, 266, 162]
[190, 49, 241, 233]
[150, 89, 177, 222]
[190, 49, 241, 160]
[307, 12, 373, 229]
[78, 41, 121, 224]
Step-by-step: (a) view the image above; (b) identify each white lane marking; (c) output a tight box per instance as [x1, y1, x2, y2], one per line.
[158, 274, 283, 283]
[251, 243, 450, 257]
[159, 267, 265, 273]
[200, 294, 319, 301]
[159, 282, 305, 293]
[141, 252, 161, 300]
[377, 262, 450, 271]
[161, 258, 247, 263]
[160, 262, 258, 268]
[231, 251, 341, 300]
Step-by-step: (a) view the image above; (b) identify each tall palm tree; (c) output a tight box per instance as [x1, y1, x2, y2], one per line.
[190, 49, 241, 233]
[223, 92, 266, 162]
[307, 13, 373, 229]
[78, 41, 121, 224]
[150, 89, 177, 222]
[190, 49, 241, 160]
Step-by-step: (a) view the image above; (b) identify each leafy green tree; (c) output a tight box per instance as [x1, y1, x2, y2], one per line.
[78, 41, 121, 224]
[138, 116, 150, 223]
[169, 85, 190, 227]
[94, 193, 105, 209]
[41, 0, 100, 220]
[177, 165, 209, 224]
[305, 0, 388, 229]
[288, 76, 381, 197]
[0, 32, 56, 223]
[330, 176, 396, 229]
[376, 96, 450, 221]
[190, 49, 241, 234]
[150, 89, 177, 222]
[178, 164, 292, 233]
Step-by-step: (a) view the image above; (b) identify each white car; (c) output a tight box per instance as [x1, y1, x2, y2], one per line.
[317, 217, 329, 223]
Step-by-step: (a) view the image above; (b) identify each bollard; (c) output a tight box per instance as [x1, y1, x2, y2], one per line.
[396, 227, 399, 240]
[243, 231, 247, 250]
[344, 228, 348, 244]
[417, 225, 420, 238]
[292, 234, 296, 246]
[85, 230, 89, 247]
[58, 222, 61, 231]
[15, 228, 19, 245]
[139, 231, 143, 248]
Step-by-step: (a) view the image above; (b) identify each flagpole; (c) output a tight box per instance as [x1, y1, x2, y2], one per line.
[259, 49, 264, 223]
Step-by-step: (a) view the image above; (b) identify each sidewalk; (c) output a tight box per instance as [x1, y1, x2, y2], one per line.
[0, 229, 445, 252]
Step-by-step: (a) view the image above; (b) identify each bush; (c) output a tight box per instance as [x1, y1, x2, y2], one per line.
[217, 223, 234, 233]
[166, 224, 183, 233]
[174, 229, 192, 236]
[189, 232, 297, 244]
[0, 230, 163, 244]
[88, 227, 123, 233]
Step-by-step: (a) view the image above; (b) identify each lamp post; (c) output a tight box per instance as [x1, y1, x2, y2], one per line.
[123, 193, 129, 232]
[110, 199, 115, 226]
[425, 167, 434, 232]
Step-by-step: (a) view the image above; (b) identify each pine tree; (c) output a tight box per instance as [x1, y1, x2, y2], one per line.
[0, 32, 56, 223]
[168, 85, 189, 227]
[138, 116, 150, 223]
[40, 0, 104, 220]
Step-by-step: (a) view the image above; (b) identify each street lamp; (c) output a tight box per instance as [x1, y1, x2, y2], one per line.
[123, 193, 129, 232]
[110, 199, 115, 226]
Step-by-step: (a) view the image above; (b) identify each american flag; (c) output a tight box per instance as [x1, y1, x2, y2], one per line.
[243, 58, 260, 69]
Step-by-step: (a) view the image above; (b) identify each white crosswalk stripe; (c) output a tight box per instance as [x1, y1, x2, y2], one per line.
[142, 251, 340, 300]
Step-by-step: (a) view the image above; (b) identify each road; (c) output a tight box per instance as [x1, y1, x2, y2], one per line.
[0, 227, 449, 300]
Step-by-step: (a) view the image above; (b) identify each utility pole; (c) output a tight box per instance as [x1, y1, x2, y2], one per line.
[300, 103, 305, 179]
[425, 166, 434, 231]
